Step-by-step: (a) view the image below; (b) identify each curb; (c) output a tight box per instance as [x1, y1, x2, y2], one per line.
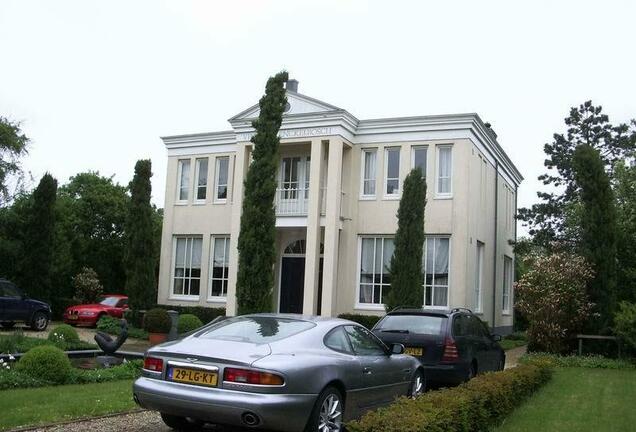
[6, 409, 147, 432]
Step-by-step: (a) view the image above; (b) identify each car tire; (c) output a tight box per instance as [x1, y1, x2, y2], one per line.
[305, 386, 345, 432]
[1, 322, 16, 329]
[499, 356, 506, 371]
[160, 413, 202, 431]
[407, 369, 425, 398]
[30, 312, 49, 331]
[466, 361, 477, 381]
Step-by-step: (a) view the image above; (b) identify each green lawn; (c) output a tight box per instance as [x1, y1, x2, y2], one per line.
[496, 367, 636, 432]
[0, 380, 137, 431]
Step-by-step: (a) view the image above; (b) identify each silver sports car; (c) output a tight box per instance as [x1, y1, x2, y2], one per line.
[133, 314, 424, 432]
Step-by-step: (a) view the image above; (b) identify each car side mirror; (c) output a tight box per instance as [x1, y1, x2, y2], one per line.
[492, 334, 502, 342]
[390, 343, 405, 355]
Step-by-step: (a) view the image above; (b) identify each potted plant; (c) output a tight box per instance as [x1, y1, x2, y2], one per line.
[143, 308, 172, 345]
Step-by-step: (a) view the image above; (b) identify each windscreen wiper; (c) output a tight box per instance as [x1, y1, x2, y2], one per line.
[380, 329, 409, 334]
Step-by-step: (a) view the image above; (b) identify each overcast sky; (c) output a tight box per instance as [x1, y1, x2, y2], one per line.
[1, 0, 635, 234]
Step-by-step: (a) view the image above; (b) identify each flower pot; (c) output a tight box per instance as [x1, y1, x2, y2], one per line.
[148, 332, 168, 345]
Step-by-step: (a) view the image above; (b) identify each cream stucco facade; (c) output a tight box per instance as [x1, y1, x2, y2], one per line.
[157, 81, 522, 333]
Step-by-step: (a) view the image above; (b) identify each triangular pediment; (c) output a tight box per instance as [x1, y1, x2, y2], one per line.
[229, 91, 341, 122]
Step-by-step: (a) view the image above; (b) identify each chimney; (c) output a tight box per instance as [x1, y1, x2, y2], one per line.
[286, 79, 299, 93]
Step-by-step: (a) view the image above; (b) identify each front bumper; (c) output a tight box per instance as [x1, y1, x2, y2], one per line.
[63, 315, 98, 326]
[133, 377, 317, 431]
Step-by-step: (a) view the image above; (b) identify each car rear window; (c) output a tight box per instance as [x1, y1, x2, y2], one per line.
[375, 314, 446, 335]
[196, 316, 315, 344]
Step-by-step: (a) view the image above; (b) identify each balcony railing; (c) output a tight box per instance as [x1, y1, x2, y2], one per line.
[275, 187, 348, 219]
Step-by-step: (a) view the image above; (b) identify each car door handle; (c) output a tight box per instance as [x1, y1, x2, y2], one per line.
[363, 367, 372, 375]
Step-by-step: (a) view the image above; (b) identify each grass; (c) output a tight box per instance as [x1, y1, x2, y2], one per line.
[495, 367, 636, 432]
[0, 380, 137, 431]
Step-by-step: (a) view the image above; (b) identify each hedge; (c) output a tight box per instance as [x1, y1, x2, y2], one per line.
[125, 306, 226, 328]
[347, 360, 553, 432]
[520, 353, 636, 370]
[97, 315, 148, 340]
[338, 313, 381, 329]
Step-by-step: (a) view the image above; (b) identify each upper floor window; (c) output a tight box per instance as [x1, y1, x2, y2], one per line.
[384, 147, 400, 197]
[412, 146, 427, 177]
[361, 149, 377, 197]
[424, 236, 450, 308]
[436, 146, 453, 197]
[172, 236, 202, 297]
[475, 241, 484, 312]
[209, 236, 230, 299]
[195, 158, 208, 201]
[177, 159, 191, 202]
[358, 236, 394, 306]
[503, 255, 513, 314]
[215, 157, 229, 202]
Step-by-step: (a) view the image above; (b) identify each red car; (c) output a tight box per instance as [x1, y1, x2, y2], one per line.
[63, 294, 129, 327]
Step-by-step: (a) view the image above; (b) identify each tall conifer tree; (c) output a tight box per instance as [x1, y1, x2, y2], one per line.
[125, 159, 157, 310]
[385, 169, 427, 312]
[236, 71, 288, 314]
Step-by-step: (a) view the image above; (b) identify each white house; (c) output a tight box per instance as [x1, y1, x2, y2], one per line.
[156, 79, 522, 333]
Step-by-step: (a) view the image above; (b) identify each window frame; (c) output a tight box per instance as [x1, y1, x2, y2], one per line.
[208, 235, 230, 302]
[435, 145, 453, 198]
[411, 145, 428, 178]
[383, 147, 401, 199]
[176, 159, 191, 204]
[194, 157, 209, 203]
[475, 241, 484, 313]
[423, 236, 452, 309]
[170, 235, 203, 301]
[355, 236, 394, 310]
[214, 156, 230, 203]
[502, 255, 513, 315]
[360, 148, 377, 199]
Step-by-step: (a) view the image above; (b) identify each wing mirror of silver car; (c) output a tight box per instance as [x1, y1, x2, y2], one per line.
[390, 343, 405, 355]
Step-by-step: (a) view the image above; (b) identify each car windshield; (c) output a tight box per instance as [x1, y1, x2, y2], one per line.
[376, 314, 446, 335]
[99, 297, 120, 306]
[196, 316, 315, 344]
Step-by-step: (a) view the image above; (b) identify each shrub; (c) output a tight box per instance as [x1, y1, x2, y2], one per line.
[338, 314, 381, 329]
[97, 315, 148, 339]
[613, 301, 636, 353]
[162, 306, 225, 325]
[0, 368, 48, 390]
[16, 345, 72, 384]
[178, 314, 203, 334]
[520, 353, 636, 370]
[143, 308, 172, 334]
[69, 359, 143, 384]
[347, 361, 553, 432]
[73, 267, 104, 304]
[47, 324, 80, 346]
[515, 252, 595, 354]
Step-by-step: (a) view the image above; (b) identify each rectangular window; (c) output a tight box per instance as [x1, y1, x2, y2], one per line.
[304, 157, 311, 199]
[177, 159, 191, 202]
[281, 157, 300, 199]
[215, 157, 229, 202]
[475, 241, 484, 312]
[358, 237, 394, 305]
[172, 236, 202, 297]
[424, 237, 450, 307]
[361, 149, 377, 197]
[437, 146, 453, 196]
[503, 256, 513, 314]
[412, 146, 427, 177]
[195, 158, 208, 201]
[384, 147, 400, 196]
[209, 236, 230, 299]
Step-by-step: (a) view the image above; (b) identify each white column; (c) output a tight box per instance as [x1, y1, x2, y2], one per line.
[303, 139, 325, 314]
[321, 138, 344, 316]
[226, 143, 250, 316]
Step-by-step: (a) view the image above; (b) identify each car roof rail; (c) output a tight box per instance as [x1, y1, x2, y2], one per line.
[450, 307, 473, 314]
[389, 305, 423, 313]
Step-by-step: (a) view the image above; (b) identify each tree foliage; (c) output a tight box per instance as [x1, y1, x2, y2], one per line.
[0, 116, 29, 205]
[124, 160, 157, 310]
[516, 251, 595, 354]
[72, 267, 103, 304]
[385, 169, 427, 312]
[614, 162, 636, 303]
[613, 302, 636, 353]
[571, 145, 617, 331]
[236, 71, 288, 315]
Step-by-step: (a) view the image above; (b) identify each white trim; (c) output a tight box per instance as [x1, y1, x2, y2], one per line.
[208, 235, 230, 301]
[169, 235, 203, 299]
[359, 148, 377, 199]
[176, 158, 191, 204]
[502, 255, 513, 315]
[410, 145, 428, 177]
[194, 157, 208, 204]
[383, 147, 401, 199]
[423, 235, 452, 308]
[355, 235, 394, 308]
[214, 156, 230, 203]
[474, 240, 484, 313]
[435, 145, 453, 198]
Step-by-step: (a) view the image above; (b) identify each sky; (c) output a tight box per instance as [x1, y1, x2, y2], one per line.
[1, 0, 635, 235]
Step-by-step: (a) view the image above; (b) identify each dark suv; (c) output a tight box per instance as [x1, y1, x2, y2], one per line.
[0, 279, 51, 331]
[372, 308, 505, 386]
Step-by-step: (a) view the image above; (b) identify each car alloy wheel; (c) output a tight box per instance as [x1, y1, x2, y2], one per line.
[318, 392, 343, 432]
[409, 370, 425, 398]
[32, 312, 48, 331]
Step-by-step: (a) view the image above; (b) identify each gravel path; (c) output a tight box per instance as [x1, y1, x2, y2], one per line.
[504, 345, 527, 369]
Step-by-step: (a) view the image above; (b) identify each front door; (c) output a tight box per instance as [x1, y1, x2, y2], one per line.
[280, 257, 305, 313]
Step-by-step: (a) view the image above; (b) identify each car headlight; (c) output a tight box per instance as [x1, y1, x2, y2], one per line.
[79, 311, 97, 317]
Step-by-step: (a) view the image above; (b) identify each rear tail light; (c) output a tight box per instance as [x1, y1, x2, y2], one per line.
[223, 368, 284, 386]
[441, 337, 459, 363]
[143, 356, 163, 372]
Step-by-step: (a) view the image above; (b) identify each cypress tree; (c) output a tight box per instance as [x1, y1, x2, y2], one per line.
[125, 159, 157, 311]
[20, 173, 57, 302]
[385, 168, 427, 312]
[572, 145, 618, 331]
[236, 71, 288, 314]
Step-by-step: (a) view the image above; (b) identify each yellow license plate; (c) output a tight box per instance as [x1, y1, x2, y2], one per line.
[405, 347, 424, 356]
[169, 367, 218, 387]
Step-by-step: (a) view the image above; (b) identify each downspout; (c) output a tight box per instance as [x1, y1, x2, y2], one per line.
[492, 161, 499, 331]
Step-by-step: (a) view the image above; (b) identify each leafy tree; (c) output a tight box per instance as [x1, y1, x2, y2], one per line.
[516, 251, 595, 354]
[614, 162, 636, 303]
[18, 173, 57, 302]
[72, 267, 103, 304]
[384, 169, 426, 312]
[0, 116, 29, 205]
[613, 302, 636, 354]
[236, 71, 288, 314]
[518, 102, 635, 247]
[124, 160, 157, 310]
[572, 145, 618, 330]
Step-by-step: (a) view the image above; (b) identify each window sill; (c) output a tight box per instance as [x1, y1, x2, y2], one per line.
[502, 311, 512, 316]
[168, 295, 200, 302]
[359, 195, 376, 201]
[213, 199, 228, 205]
[174, 201, 189, 206]
[423, 305, 448, 310]
[354, 303, 386, 312]
[382, 195, 400, 201]
[434, 194, 453, 200]
[193, 201, 207, 206]
[206, 297, 227, 303]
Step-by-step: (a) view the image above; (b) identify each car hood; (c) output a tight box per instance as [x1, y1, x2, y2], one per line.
[149, 337, 272, 367]
[68, 304, 108, 311]
[27, 298, 51, 309]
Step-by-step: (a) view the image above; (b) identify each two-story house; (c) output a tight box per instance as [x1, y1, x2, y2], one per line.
[157, 79, 522, 333]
